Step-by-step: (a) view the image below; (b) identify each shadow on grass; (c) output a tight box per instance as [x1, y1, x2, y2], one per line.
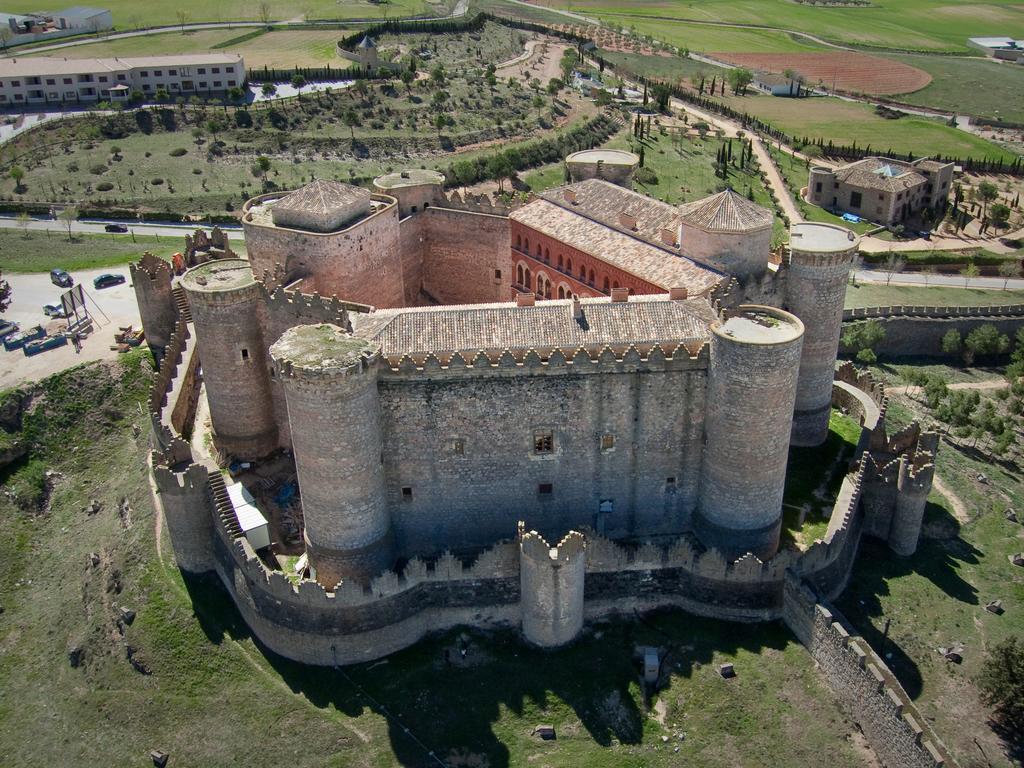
[181, 572, 793, 767]
[835, 500, 980, 701]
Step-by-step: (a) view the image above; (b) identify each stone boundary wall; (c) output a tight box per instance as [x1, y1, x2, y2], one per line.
[844, 304, 1024, 320]
[148, 317, 201, 448]
[784, 576, 958, 768]
[841, 315, 1024, 358]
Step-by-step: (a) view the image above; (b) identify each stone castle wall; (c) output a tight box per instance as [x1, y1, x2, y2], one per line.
[379, 345, 708, 557]
[418, 207, 511, 305]
[784, 575, 957, 768]
[841, 314, 1024, 359]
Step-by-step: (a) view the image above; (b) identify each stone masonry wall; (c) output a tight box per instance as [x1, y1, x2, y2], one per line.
[841, 315, 1024, 359]
[784, 576, 957, 768]
[379, 350, 707, 558]
[418, 207, 510, 305]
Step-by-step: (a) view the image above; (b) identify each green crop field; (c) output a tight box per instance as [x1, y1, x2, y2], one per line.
[25, 28, 359, 70]
[884, 54, 1024, 124]
[713, 94, 1018, 161]
[540, 0, 1024, 53]
[595, 49, 723, 85]
[0, 355, 878, 767]
[3, 0, 433, 29]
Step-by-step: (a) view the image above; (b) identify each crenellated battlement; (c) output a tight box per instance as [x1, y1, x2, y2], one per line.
[259, 280, 372, 327]
[434, 189, 528, 217]
[130, 251, 174, 282]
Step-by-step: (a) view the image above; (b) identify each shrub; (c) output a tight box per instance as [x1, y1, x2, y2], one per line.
[151, 178, 164, 186]
[192, 168, 202, 175]
[95, 182, 114, 192]
[634, 166, 658, 185]
[169, 148, 187, 157]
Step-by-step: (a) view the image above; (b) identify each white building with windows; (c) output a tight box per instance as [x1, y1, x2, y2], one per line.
[0, 53, 245, 105]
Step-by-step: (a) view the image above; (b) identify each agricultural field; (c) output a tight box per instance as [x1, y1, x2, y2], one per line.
[595, 48, 715, 86]
[597, 17, 825, 54]
[885, 54, 1024, 124]
[0, 355, 880, 768]
[2, 0, 434, 29]
[711, 51, 932, 97]
[25, 28, 359, 70]
[713, 94, 1019, 161]
[539, 0, 1024, 52]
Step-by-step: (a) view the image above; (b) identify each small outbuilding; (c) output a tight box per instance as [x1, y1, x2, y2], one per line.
[226, 482, 271, 550]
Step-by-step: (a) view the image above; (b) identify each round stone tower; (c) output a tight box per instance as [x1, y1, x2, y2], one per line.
[181, 259, 277, 459]
[129, 252, 177, 360]
[565, 149, 640, 188]
[695, 305, 805, 561]
[373, 169, 445, 219]
[785, 222, 860, 447]
[270, 323, 393, 588]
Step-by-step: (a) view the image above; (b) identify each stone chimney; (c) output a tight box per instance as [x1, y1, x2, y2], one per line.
[661, 227, 678, 246]
[669, 287, 688, 300]
[610, 287, 629, 303]
[618, 211, 637, 230]
[516, 292, 536, 307]
[563, 189, 578, 204]
[572, 296, 583, 320]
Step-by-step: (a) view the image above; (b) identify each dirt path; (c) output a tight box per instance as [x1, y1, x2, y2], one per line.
[888, 380, 1010, 396]
[497, 38, 570, 84]
[933, 474, 970, 524]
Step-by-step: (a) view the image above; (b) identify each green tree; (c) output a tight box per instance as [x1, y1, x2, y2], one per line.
[547, 78, 561, 96]
[15, 211, 30, 237]
[486, 153, 514, 193]
[399, 69, 414, 93]
[977, 181, 998, 218]
[727, 67, 753, 95]
[432, 89, 449, 110]
[882, 254, 905, 286]
[290, 74, 306, 89]
[990, 203, 1011, 229]
[999, 259, 1021, 289]
[252, 156, 272, 186]
[342, 109, 360, 139]
[9, 165, 25, 192]
[841, 320, 886, 364]
[979, 637, 1024, 742]
[963, 323, 1009, 365]
[451, 159, 476, 192]
[0, 270, 10, 313]
[206, 118, 224, 145]
[57, 206, 78, 243]
[430, 65, 446, 87]
[961, 261, 980, 287]
[940, 329, 962, 357]
[260, 82, 277, 97]
[227, 86, 244, 103]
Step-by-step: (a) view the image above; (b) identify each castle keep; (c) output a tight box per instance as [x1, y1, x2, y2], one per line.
[136, 165, 937, 677]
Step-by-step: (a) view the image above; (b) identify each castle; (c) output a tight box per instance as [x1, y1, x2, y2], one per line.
[135, 153, 938, 670]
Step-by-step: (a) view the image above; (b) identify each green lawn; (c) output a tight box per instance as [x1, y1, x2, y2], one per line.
[25, 28, 359, 69]
[844, 282, 1024, 308]
[596, 48, 726, 86]
[4, 0, 432, 29]
[883, 54, 1024, 124]
[544, 0, 1024, 52]
[0, 227, 243, 273]
[0, 354, 875, 767]
[598, 17, 825, 54]
[716, 94, 1018, 162]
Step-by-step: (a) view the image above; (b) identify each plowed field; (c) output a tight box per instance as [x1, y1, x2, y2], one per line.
[712, 52, 932, 96]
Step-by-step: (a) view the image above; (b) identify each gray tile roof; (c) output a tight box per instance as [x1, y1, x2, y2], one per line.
[353, 295, 716, 360]
[833, 157, 926, 193]
[678, 189, 773, 232]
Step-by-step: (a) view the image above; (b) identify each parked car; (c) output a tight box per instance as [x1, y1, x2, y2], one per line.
[0, 320, 19, 340]
[43, 303, 69, 318]
[93, 273, 126, 289]
[917, 231, 932, 241]
[104, 223, 129, 233]
[50, 268, 73, 288]
[3, 325, 45, 352]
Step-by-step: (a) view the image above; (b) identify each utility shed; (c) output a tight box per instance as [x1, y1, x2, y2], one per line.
[226, 482, 271, 550]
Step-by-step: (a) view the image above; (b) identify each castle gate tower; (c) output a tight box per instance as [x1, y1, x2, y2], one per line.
[695, 305, 804, 561]
[181, 259, 277, 459]
[270, 323, 393, 587]
[786, 223, 859, 447]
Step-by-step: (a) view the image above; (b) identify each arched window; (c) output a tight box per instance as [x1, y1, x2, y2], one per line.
[544, 247, 550, 262]
[525, 268, 532, 290]
[558, 285, 565, 299]
[545, 279, 552, 299]
[602, 276, 610, 293]
[566, 258, 572, 274]
[536, 243, 542, 257]
[517, 264, 524, 286]
[558, 255, 564, 271]
[516, 234, 521, 249]
[579, 265, 586, 281]
[525, 238, 530, 253]
[612, 280, 619, 290]
[588, 269, 595, 286]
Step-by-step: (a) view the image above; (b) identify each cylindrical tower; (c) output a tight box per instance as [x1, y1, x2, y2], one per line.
[130, 252, 177, 360]
[807, 166, 834, 207]
[695, 305, 805, 561]
[678, 189, 774, 280]
[520, 529, 586, 648]
[270, 323, 393, 587]
[181, 259, 277, 459]
[888, 456, 933, 557]
[373, 169, 445, 218]
[153, 461, 215, 573]
[565, 149, 640, 188]
[786, 223, 859, 447]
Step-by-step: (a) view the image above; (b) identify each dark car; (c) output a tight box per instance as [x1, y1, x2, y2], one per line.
[93, 273, 126, 289]
[104, 223, 129, 233]
[50, 268, 73, 288]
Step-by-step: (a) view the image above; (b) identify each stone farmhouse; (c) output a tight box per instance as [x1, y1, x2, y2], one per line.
[0, 53, 244, 105]
[807, 156, 954, 226]
[135, 152, 937, 696]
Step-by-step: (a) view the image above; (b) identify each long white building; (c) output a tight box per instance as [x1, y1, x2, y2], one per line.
[0, 53, 245, 105]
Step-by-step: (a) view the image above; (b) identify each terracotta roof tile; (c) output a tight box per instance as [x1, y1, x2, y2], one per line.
[678, 189, 773, 232]
[272, 180, 371, 215]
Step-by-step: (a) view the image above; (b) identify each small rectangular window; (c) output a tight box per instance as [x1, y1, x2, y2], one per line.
[666, 477, 676, 485]
[538, 483, 553, 495]
[453, 439, 464, 455]
[494, 269, 501, 280]
[241, 348, 249, 360]
[411, 205, 418, 213]
[814, 182, 821, 193]
[601, 434, 615, 450]
[850, 191, 862, 209]
[534, 431, 553, 454]
[402, 486, 413, 500]
[198, 68, 206, 74]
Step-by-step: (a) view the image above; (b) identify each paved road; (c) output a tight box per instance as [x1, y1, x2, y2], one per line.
[1, 266, 142, 389]
[855, 270, 1024, 291]
[0, 214, 239, 238]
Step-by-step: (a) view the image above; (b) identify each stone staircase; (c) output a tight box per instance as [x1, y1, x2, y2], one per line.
[207, 471, 242, 539]
[172, 284, 193, 324]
